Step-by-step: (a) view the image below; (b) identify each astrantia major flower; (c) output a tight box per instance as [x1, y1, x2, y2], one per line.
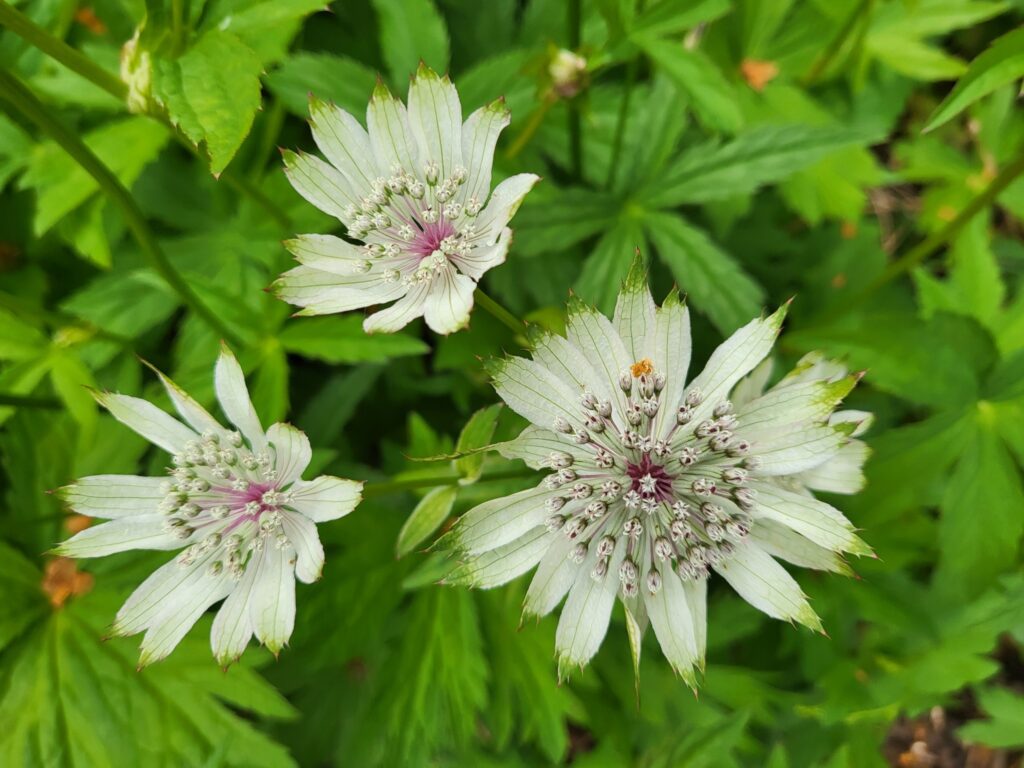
[56, 346, 363, 667]
[275, 63, 539, 335]
[442, 259, 872, 684]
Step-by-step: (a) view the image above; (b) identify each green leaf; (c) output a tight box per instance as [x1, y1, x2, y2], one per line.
[628, 0, 731, 38]
[644, 211, 764, 333]
[0, 309, 47, 362]
[0, 551, 296, 767]
[926, 26, 1024, 131]
[641, 124, 877, 208]
[152, 30, 263, 175]
[511, 185, 620, 257]
[936, 406, 1024, 598]
[453, 404, 502, 483]
[250, 341, 289, 424]
[279, 316, 429, 363]
[869, 36, 967, 81]
[198, 0, 327, 63]
[48, 350, 98, 432]
[634, 36, 741, 133]
[266, 52, 378, 118]
[575, 215, 646, 313]
[20, 118, 169, 235]
[371, 0, 450, 84]
[958, 686, 1024, 748]
[396, 485, 458, 557]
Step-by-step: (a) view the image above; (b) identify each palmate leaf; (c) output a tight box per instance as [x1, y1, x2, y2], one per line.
[935, 407, 1024, 599]
[0, 543, 297, 767]
[574, 215, 647, 313]
[639, 124, 877, 209]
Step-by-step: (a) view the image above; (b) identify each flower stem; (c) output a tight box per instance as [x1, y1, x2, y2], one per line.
[0, 0, 291, 229]
[567, 0, 583, 180]
[0, 70, 243, 346]
[606, 55, 638, 190]
[823, 151, 1024, 321]
[474, 288, 526, 337]
[363, 467, 535, 498]
[0, 393, 61, 408]
[505, 95, 555, 160]
[0, 0, 127, 100]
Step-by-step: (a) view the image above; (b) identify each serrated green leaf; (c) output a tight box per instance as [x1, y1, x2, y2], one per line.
[279, 316, 429, 363]
[19, 118, 168, 235]
[574, 215, 646, 313]
[628, 0, 731, 38]
[634, 36, 741, 133]
[152, 30, 263, 175]
[641, 124, 877, 208]
[644, 211, 764, 333]
[396, 485, 458, 557]
[936, 407, 1024, 598]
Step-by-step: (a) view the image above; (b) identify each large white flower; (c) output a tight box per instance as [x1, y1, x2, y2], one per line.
[275, 63, 539, 335]
[441, 259, 872, 684]
[56, 346, 363, 667]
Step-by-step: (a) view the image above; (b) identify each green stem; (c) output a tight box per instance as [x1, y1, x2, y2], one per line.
[474, 288, 526, 337]
[824, 152, 1024, 320]
[0, 0, 127, 100]
[801, 0, 872, 87]
[567, 0, 583, 180]
[505, 96, 555, 159]
[0, 393, 61, 408]
[363, 467, 535, 498]
[606, 56, 638, 190]
[0, 0, 291, 229]
[0, 70, 242, 346]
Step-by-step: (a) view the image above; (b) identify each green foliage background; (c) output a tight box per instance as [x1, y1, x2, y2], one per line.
[2, 0, 1024, 765]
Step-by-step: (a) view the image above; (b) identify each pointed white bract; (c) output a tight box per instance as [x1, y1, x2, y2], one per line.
[56, 346, 363, 667]
[444, 257, 872, 685]
[275, 64, 539, 335]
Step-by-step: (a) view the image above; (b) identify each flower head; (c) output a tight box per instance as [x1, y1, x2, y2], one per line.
[442, 257, 872, 684]
[56, 346, 363, 667]
[276, 64, 539, 335]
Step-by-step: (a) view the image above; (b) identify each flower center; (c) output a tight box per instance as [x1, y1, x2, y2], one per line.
[408, 218, 456, 259]
[625, 454, 674, 501]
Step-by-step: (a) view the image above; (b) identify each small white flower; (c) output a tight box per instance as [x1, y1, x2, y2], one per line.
[55, 345, 363, 667]
[276, 63, 540, 335]
[441, 256, 872, 685]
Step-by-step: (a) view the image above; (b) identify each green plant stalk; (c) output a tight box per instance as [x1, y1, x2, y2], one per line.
[606, 55, 638, 190]
[567, 0, 583, 180]
[0, 393, 61, 408]
[0, 70, 243, 346]
[474, 288, 526, 337]
[801, 0, 873, 87]
[505, 95, 555, 159]
[827, 151, 1024, 320]
[363, 467, 535, 498]
[0, 0, 127, 99]
[0, 0, 291, 229]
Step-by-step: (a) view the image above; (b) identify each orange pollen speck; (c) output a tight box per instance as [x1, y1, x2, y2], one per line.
[631, 359, 654, 377]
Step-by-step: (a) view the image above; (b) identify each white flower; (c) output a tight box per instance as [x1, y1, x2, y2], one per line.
[56, 346, 363, 667]
[441, 258, 872, 685]
[276, 63, 540, 335]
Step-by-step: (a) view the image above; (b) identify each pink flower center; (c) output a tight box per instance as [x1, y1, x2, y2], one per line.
[408, 219, 456, 259]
